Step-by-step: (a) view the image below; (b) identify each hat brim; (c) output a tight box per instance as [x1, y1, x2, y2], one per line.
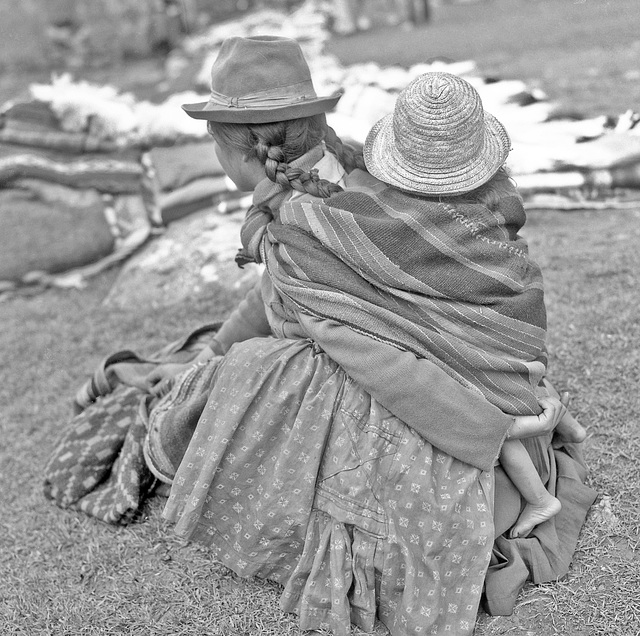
[182, 91, 343, 124]
[364, 111, 511, 196]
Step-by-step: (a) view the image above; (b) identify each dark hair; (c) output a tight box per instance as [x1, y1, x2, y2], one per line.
[441, 167, 519, 211]
[207, 114, 365, 198]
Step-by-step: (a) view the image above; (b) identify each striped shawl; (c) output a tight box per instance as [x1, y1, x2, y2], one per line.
[249, 171, 547, 416]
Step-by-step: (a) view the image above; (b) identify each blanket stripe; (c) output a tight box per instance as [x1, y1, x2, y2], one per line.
[262, 183, 547, 415]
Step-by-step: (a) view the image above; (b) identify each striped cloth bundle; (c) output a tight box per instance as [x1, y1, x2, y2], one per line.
[260, 174, 548, 416]
[0, 100, 121, 153]
[141, 142, 251, 225]
[0, 144, 143, 193]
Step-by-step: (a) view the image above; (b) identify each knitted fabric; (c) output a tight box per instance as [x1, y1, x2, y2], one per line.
[44, 323, 222, 524]
[43, 385, 154, 524]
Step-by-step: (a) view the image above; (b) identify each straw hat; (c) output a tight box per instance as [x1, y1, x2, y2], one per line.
[364, 72, 511, 195]
[182, 36, 343, 124]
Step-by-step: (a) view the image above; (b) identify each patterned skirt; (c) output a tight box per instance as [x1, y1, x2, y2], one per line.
[162, 336, 494, 636]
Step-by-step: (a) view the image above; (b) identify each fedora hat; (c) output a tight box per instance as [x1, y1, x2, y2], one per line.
[182, 36, 343, 123]
[364, 72, 511, 195]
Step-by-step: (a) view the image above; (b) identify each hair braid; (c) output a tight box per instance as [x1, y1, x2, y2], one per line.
[208, 115, 367, 199]
[262, 144, 286, 185]
[324, 125, 366, 174]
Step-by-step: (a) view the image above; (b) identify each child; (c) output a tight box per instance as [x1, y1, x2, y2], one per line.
[362, 70, 586, 538]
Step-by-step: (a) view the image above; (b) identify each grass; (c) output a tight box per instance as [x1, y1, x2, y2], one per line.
[475, 208, 640, 635]
[2, 0, 640, 634]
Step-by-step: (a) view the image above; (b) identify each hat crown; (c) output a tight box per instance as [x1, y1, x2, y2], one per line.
[393, 72, 486, 167]
[363, 70, 511, 195]
[209, 35, 317, 101]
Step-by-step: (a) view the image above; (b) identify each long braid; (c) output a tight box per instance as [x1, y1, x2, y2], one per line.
[207, 115, 367, 199]
[324, 125, 367, 174]
[208, 116, 367, 267]
[251, 123, 343, 197]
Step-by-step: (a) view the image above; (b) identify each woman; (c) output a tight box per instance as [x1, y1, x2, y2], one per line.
[45, 36, 595, 635]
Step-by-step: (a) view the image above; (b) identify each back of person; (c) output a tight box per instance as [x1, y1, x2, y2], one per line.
[265, 158, 547, 417]
[354, 71, 549, 416]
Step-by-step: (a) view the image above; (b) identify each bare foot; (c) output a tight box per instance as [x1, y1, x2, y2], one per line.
[555, 411, 587, 443]
[509, 495, 562, 539]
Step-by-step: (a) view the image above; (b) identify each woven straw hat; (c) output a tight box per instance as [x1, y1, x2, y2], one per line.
[182, 36, 343, 123]
[364, 72, 511, 195]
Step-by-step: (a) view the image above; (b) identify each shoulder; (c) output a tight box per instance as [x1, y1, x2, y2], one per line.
[325, 168, 392, 208]
[342, 168, 388, 195]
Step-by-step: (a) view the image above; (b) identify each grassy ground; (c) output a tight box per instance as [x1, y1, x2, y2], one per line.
[2, 0, 640, 634]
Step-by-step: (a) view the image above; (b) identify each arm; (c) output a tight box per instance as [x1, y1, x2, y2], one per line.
[505, 396, 568, 440]
[509, 382, 582, 443]
[189, 276, 272, 364]
[212, 276, 272, 354]
[298, 313, 513, 471]
[146, 277, 272, 391]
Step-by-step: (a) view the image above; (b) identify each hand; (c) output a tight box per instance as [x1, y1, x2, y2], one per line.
[507, 396, 568, 440]
[145, 362, 192, 396]
[554, 392, 588, 443]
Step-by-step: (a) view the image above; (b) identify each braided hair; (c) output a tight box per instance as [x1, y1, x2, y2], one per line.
[207, 114, 365, 198]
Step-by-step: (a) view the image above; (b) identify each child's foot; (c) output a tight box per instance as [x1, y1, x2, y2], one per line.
[555, 411, 587, 443]
[509, 496, 562, 539]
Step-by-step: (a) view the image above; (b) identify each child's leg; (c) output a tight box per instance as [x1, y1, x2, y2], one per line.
[555, 409, 587, 443]
[500, 439, 562, 539]
[543, 385, 587, 442]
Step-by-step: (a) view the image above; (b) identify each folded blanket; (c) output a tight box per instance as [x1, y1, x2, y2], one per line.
[0, 143, 142, 193]
[1, 99, 61, 129]
[153, 176, 237, 225]
[43, 323, 221, 524]
[0, 186, 115, 281]
[43, 385, 153, 525]
[143, 141, 225, 192]
[0, 100, 120, 153]
[0, 178, 151, 284]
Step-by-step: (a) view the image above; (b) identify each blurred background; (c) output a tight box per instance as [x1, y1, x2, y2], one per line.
[1, 0, 639, 293]
[1, 0, 638, 114]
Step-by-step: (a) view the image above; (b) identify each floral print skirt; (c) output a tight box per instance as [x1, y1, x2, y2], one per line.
[162, 336, 494, 636]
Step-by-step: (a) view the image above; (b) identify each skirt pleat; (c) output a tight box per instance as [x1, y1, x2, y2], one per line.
[162, 336, 494, 635]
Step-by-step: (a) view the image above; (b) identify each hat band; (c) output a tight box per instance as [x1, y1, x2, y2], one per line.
[207, 80, 317, 110]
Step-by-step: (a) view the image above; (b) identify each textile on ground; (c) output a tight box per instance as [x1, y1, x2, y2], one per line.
[43, 324, 221, 524]
[0, 100, 253, 291]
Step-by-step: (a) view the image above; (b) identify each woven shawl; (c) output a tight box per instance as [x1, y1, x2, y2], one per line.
[250, 176, 547, 416]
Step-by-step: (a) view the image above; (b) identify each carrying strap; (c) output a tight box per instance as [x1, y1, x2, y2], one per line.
[73, 322, 222, 413]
